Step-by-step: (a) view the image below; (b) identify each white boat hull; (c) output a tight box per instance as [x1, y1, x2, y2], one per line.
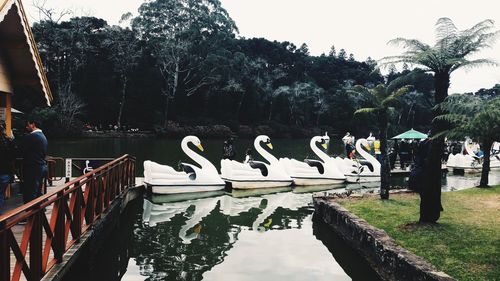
[223, 178, 292, 189]
[291, 177, 345, 186]
[150, 184, 225, 194]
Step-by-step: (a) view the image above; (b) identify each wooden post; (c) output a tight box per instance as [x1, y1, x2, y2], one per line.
[54, 193, 65, 262]
[0, 229, 10, 281]
[5, 93, 11, 137]
[72, 186, 82, 243]
[30, 212, 43, 280]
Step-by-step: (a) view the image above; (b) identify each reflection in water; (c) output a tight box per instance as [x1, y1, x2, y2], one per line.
[312, 214, 383, 281]
[442, 171, 500, 191]
[134, 186, 363, 281]
[63, 171, 500, 281]
[131, 171, 500, 280]
[62, 199, 141, 281]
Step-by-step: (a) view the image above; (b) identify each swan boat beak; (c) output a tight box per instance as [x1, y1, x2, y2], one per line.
[266, 143, 273, 150]
[364, 144, 371, 151]
[197, 144, 204, 151]
[321, 143, 328, 149]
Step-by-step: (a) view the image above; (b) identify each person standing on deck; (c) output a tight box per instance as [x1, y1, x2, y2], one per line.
[20, 119, 48, 203]
[0, 122, 16, 213]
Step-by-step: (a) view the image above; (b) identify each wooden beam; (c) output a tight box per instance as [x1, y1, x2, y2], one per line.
[5, 93, 11, 137]
[12, 78, 39, 86]
[0, 41, 28, 50]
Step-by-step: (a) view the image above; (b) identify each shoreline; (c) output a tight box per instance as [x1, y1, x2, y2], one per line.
[75, 124, 339, 139]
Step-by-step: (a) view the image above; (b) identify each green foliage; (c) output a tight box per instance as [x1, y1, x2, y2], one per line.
[24, 2, 463, 137]
[435, 96, 500, 143]
[351, 81, 412, 122]
[382, 17, 499, 74]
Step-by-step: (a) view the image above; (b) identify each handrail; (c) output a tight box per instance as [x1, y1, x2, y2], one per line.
[0, 154, 136, 281]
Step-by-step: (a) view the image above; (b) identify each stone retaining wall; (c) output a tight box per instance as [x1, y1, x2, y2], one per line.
[313, 196, 456, 281]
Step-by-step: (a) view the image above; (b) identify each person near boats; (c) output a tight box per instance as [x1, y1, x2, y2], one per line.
[399, 140, 411, 169]
[408, 137, 429, 193]
[0, 122, 16, 213]
[374, 139, 382, 162]
[345, 139, 356, 159]
[244, 148, 254, 163]
[222, 138, 236, 160]
[492, 142, 500, 155]
[342, 132, 351, 144]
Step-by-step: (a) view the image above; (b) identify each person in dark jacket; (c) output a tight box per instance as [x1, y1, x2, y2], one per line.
[222, 138, 236, 160]
[21, 119, 48, 203]
[0, 122, 16, 213]
[408, 138, 430, 193]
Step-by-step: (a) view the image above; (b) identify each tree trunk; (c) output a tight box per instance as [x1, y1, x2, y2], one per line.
[479, 140, 493, 187]
[163, 63, 179, 127]
[236, 92, 245, 121]
[419, 71, 449, 223]
[268, 100, 273, 121]
[116, 76, 128, 128]
[163, 95, 170, 128]
[379, 114, 390, 200]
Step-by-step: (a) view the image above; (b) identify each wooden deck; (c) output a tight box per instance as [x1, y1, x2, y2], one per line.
[391, 165, 448, 176]
[1, 155, 137, 281]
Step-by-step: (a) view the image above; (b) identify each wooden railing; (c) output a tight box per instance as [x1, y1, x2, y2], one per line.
[0, 154, 136, 281]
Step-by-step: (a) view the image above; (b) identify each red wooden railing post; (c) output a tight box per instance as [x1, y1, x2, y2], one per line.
[72, 184, 82, 242]
[54, 193, 66, 262]
[0, 229, 10, 281]
[86, 178, 95, 225]
[0, 155, 136, 281]
[30, 211, 43, 280]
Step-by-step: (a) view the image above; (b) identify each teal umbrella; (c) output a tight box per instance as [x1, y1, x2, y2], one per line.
[392, 129, 428, 140]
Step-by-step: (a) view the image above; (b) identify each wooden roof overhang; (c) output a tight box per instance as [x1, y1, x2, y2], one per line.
[0, 0, 52, 105]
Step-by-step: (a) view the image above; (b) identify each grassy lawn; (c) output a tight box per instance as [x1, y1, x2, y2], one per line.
[337, 186, 500, 281]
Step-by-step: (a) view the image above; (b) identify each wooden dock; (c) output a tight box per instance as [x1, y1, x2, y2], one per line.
[1, 155, 137, 281]
[391, 165, 448, 177]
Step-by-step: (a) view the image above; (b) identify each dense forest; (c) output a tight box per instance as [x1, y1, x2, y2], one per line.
[14, 0, 498, 138]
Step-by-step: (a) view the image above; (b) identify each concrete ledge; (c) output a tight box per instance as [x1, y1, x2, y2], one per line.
[313, 196, 456, 281]
[41, 184, 145, 281]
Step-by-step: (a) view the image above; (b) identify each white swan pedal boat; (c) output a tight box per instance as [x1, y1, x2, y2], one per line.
[143, 136, 225, 194]
[334, 138, 381, 183]
[221, 135, 293, 189]
[279, 133, 345, 185]
[447, 140, 500, 172]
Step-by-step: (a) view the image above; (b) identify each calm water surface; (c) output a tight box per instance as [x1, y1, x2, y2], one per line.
[54, 138, 500, 281]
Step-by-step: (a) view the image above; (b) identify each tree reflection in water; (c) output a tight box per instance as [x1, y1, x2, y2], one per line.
[64, 185, 381, 281]
[135, 189, 316, 280]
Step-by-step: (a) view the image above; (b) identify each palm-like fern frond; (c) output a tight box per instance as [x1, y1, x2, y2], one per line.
[434, 96, 500, 142]
[382, 18, 500, 74]
[354, 107, 379, 115]
[381, 86, 411, 107]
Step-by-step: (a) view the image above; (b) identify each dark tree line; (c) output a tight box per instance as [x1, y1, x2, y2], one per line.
[16, 0, 439, 137]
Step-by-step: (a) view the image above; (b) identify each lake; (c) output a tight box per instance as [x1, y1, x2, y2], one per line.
[52, 138, 500, 281]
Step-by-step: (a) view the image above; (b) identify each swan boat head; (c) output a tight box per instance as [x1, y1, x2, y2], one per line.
[182, 135, 204, 152]
[317, 132, 330, 150]
[255, 135, 273, 150]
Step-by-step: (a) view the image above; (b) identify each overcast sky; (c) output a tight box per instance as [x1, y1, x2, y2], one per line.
[24, 0, 500, 94]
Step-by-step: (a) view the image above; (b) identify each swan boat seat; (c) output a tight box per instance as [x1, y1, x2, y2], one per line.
[358, 160, 374, 172]
[304, 159, 324, 174]
[249, 161, 269, 177]
[180, 163, 197, 180]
